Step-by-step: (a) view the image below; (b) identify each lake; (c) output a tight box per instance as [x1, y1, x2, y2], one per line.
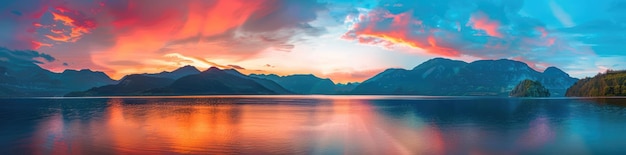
[1, 96, 626, 154]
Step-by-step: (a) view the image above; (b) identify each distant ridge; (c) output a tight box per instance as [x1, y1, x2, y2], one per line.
[352, 58, 578, 96]
[1, 56, 583, 97]
[142, 65, 201, 80]
[66, 74, 174, 97]
[0, 53, 116, 97]
[250, 74, 360, 94]
[66, 67, 293, 96]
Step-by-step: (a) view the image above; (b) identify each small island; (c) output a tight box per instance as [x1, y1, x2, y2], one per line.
[510, 80, 550, 97]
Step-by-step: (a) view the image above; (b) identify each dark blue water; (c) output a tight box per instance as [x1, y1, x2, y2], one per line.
[1, 96, 626, 154]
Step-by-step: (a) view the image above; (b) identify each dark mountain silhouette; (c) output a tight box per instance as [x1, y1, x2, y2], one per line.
[142, 65, 200, 79]
[566, 70, 626, 97]
[67, 67, 291, 96]
[147, 67, 280, 95]
[510, 79, 550, 97]
[66, 65, 203, 96]
[352, 58, 577, 96]
[250, 74, 350, 94]
[2, 50, 583, 97]
[59, 69, 117, 91]
[66, 74, 175, 97]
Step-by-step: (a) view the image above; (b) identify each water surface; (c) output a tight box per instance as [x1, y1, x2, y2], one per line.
[1, 96, 626, 154]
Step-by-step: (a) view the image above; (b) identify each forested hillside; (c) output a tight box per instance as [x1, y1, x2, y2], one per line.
[566, 70, 626, 97]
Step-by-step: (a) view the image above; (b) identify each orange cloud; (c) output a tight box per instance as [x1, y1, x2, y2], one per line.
[84, 0, 323, 79]
[45, 34, 72, 42]
[46, 7, 96, 43]
[51, 12, 74, 25]
[54, 6, 72, 13]
[427, 35, 460, 57]
[50, 29, 64, 34]
[8, 0, 329, 81]
[344, 9, 461, 57]
[33, 23, 43, 27]
[31, 41, 52, 49]
[467, 12, 502, 38]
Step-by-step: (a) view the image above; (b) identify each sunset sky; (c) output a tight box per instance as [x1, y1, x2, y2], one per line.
[1, 0, 625, 83]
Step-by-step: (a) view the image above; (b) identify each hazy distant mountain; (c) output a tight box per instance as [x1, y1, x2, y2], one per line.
[352, 58, 578, 96]
[510, 80, 550, 97]
[250, 74, 344, 94]
[335, 82, 360, 94]
[66, 74, 175, 97]
[142, 65, 200, 80]
[0, 63, 115, 97]
[223, 69, 293, 94]
[566, 70, 626, 97]
[540, 67, 580, 96]
[59, 69, 117, 91]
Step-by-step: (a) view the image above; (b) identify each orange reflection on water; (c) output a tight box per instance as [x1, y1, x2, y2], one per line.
[29, 97, 451, 154]
[98, 98, 338, 154]
[17, 96, 626, 154]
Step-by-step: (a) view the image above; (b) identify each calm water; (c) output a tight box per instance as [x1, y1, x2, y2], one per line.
[1, 96, 626, 154]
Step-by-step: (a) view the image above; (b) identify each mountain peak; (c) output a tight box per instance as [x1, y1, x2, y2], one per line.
[543, 66, 569, 76]
[173, 65, 200, 73]
[485, 59, 526, 65]
[292, 74, 317, 78]
[468, 59, 533, 72]
[289, 74, 334, 81]
[203, 66, 222, 73]
[62, 69, 97, 73]
[141, 65, 201, 80]
[413, 57, 467, 70]
[544, 66, 562, 72]
[223, 69, 245, 77]
[427, 57, 454, 62]
[119, 74, 147, 82]
[422, 58, 460, 64]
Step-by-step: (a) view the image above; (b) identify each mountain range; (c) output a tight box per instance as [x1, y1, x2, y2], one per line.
[250, 74, 360, 94]
[351, 58, 578, 96]
[66, 67, 296, 96]
[2, 57, 581, 97]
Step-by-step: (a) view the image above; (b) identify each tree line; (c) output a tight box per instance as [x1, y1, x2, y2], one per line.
[566, 70, 626, 97]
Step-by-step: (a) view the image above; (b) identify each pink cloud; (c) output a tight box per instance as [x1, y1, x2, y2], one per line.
[467, 12, 503, 38]
[343, 9, 461, 57]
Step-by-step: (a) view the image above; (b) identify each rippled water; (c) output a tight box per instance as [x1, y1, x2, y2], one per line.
[1, 96, 626, 154]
